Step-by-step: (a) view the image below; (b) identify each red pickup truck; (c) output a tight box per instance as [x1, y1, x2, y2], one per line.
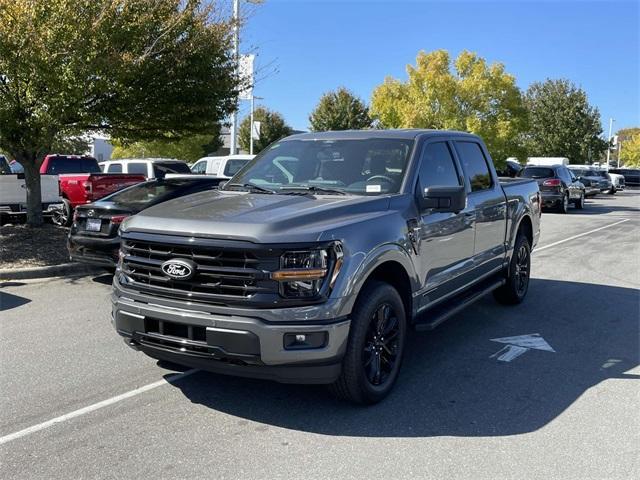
[40, 154, 145, 226]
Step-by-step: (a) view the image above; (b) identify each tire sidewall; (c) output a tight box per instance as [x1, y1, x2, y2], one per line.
[510, 235, 531, 301]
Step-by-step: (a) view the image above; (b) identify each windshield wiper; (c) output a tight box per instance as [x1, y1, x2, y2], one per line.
[280, 185, 347, 195]
[226, 182, 276, 194]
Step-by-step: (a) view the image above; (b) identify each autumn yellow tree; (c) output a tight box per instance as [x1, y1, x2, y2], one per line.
[370, 50, 528, 166]
[619, 130, 640, 167]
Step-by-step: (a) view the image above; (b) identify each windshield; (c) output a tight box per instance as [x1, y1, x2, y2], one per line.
[45, 156, 100, 174]
[0, 156, 11, 174]
[519, 167, 555, 179]
[100, 179, 214, 208]
[153, 162, 191, 176]
[224, 159, 250, 177]
[569, 168, 587, 176]
[224, 138, 414, 195]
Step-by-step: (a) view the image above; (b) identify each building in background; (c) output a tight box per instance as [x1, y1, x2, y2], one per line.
[89, 136, 114, 161]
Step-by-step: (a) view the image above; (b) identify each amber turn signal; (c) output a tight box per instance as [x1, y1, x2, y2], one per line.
[271, 269, 327, 281]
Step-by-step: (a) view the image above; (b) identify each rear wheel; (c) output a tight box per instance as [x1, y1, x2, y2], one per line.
[330, 281, 406, 404]
[609, 187, 616, 195]
[51, 199, 72, 227]
[558, 193, 569, 214]
[494, 234, 531, 305]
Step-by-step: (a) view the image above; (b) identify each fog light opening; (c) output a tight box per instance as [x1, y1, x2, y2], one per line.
[284, 332, 327, 350]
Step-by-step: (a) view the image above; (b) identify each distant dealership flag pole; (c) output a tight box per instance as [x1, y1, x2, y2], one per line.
[606, 117, 615, 170]
[229, 0, 240, 156]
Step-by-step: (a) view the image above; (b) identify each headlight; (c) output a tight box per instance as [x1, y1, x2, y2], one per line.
[272, 244, 343, 298]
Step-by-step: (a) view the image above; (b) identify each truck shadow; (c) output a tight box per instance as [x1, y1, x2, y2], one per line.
[168, 278, 639, 438]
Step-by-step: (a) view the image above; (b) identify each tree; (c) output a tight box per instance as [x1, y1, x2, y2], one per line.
[524, 79, 607, 163]
[618, 130, 640, 167]
[112, 127, 223, 163]
[239, 107, 292, 154]
[0, 0, 238, 225]
[309, 87, 372, 131]
[370, 50, 528, 166]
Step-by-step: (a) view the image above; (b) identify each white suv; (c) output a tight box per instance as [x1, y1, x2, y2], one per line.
[190, 155, 254, 178]
[99, 158, 191, 179]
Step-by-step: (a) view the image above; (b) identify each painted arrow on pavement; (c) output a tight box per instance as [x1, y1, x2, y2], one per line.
[490, 333, 555, 362]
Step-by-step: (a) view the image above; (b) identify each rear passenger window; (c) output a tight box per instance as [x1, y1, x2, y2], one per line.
[455, 142, 493, 192]
[128, 162, 148, 176]
[107, 163, 122, 173]
[418, 142, 461, 190]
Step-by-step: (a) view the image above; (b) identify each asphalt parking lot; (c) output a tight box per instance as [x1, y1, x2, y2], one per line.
[1, 190, 639, 480]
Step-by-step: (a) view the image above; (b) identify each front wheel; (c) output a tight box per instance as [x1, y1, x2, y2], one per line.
[608, 187, 616, 195]
[574, 191, 585, 209]
[494, 234, 531, 305]
[330, 281, 406, 404]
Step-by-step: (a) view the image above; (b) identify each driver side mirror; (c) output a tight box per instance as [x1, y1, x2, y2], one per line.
[419, 185, 466, 213]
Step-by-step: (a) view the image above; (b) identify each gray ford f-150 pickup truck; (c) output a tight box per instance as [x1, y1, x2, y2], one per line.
[112, 130, 541, 404]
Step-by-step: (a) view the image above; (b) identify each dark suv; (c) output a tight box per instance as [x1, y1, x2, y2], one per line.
[519, 165, 585, 213]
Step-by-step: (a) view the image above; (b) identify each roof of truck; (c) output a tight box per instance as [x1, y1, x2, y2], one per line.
[285, 129, 478, 141]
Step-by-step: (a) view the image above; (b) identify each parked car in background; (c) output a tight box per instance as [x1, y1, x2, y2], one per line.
[519, 164, 585, 212]
[190, 154, 254, 178]
[604, 171, 625, 192]
[112, 130, 541, 404]
[99, 158, 192, 179]
[68, 176, 225, 267]
[567, 166, 610, 195]
[609, 168, 640, 186]
[1, 156, 62, 224]
[41, 154, 146, 227]
[496, 158, 522, 178]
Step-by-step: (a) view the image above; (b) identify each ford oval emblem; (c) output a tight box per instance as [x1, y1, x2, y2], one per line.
[161, 259, 196, 280]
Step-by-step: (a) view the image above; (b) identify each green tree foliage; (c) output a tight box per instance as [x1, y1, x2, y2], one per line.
[524, 79, 607, 163]
[618, 129, 640, 167]
[0, 0, 237, 224]
[309, 87, 372, 131]
[112, 127, 223, 163]
[370, 50, 527, 166]
[239, 107, 292, 154]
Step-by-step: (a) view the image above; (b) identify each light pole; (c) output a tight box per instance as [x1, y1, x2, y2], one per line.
[249, 95, 263, 155]
[229, 0, 240, 156]
[605, 117, 615, 170]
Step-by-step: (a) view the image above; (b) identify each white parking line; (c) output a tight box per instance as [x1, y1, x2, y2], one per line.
[0, 368, 198, 446]
[0, 218, 631, 447]
[535, 218, 629, 252]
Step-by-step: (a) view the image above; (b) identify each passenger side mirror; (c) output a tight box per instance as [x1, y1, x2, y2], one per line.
[419, 185, 466, 213]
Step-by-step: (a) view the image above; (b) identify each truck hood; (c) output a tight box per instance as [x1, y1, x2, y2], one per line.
[122, 190, 392, 243]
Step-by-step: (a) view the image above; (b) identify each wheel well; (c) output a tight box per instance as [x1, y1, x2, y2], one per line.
[518, 215, 533, 246]
[362, 261, 413, 321]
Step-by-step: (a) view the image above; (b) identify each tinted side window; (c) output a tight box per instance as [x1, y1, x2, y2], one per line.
[154, 162, 191, 176]
[418, 142, 460, 190]
[108, 163, 122, 173]
[191, 161, 207, 174]
[224, 159, 250, 177]
[128, 162, 149, 176]
[559, 168, 571, 183]
[455, 142, 493, 192]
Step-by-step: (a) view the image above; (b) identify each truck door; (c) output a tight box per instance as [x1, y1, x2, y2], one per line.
[453, 141, 507, 277]
[415, 140, 475, 309]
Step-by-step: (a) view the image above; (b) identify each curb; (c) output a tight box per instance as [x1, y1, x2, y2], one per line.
[0, 263, 106, 280]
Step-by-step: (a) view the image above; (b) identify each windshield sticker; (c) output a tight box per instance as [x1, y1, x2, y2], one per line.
[366, 184, 381, 193]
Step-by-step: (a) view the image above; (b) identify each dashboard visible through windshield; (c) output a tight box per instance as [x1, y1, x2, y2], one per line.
[224, 138, 414, 195]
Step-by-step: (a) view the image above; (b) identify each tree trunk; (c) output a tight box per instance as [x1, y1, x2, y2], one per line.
[20, 155, 44, 226]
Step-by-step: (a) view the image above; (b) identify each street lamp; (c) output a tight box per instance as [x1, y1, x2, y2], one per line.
[605, 117, 615, 170]
[229, 0, 262, 156]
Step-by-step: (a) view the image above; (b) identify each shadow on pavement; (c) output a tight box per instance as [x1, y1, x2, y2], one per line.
[168, 278, 639, 438]
[92, 273, 115, 286]
[0, 291, 31, 311]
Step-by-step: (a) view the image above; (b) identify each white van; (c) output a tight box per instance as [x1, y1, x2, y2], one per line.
[99, 158, 191, 179]
[190, 155, 254, 178]
[527, 157, 570, 166]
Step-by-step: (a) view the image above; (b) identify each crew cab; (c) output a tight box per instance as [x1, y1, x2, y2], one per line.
[99, 158, 191, 179]
[112, 130, 541, 404]
[190, 154, 254, 178]
[41, 154, 146, 226]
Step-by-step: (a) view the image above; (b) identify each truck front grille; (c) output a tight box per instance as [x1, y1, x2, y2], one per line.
[119, 233, 281, 306]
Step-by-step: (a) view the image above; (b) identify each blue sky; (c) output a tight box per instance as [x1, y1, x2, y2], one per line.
[241, 0, 639, 134]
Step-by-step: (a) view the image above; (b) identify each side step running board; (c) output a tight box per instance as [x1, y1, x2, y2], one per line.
[414, 278, 506, 331]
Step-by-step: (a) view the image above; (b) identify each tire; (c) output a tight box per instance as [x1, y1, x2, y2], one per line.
[574, 191, 585, 209]
[51, 199, 72, 227]
[558, 193, 569, 214]
[608, 187, 616, 195]
[329, 281, 407, 405]
[494, 234, 531, 305]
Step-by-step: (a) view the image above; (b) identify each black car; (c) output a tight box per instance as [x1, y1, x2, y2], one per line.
[68, 176, 224, 267]
[518, 165, 585, 213]
[496, 159, 523, 178]
[609, 168, 640, 186]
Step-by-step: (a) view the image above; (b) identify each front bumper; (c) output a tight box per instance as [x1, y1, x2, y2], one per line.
[111, 281, 350, 384]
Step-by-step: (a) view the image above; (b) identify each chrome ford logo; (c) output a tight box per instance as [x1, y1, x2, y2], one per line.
[161, 259, 196, 280]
